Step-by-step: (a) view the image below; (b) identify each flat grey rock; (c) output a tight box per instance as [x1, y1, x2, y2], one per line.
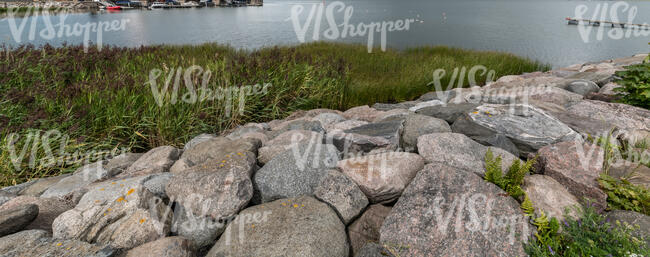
[0, 203, 38, 237]
[417, 133, 519, 177]
[400, 113, 451, 152]
[416, 102, 479, 123]
[40, 162, 110, 198]
[348, 204, 392, 255]
[254, 143, 340, 203]
[452, 104, 579, 157]
[313, 170, 369, 224]
[0, 196, 74, 233]
[0, 229, 118, 257]
[206, 196, 348, 257]
[332, 120, 403, 156]
[18, 174, 71, 197]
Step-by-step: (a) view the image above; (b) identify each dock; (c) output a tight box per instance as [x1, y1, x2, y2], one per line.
[566, 17, 650, 29]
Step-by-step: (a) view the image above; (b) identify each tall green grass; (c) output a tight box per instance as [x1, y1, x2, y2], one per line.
[0, 42, 549, 186]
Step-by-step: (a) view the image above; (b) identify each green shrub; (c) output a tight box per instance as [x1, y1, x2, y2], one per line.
[484, 148, 536, 199]
[525, 207, 649, 257]
[615, 61, 650, 110]
[599, 174, 650, 216]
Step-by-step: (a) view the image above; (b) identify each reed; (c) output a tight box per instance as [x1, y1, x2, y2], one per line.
[0, 42, 549, 186]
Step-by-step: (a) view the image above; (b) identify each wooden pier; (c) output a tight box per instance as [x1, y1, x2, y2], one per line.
[566, 17, 650, 29]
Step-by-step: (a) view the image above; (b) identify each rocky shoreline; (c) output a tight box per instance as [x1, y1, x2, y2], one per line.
[1, 53, 649, 256]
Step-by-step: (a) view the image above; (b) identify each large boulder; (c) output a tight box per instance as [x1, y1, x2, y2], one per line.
[522, 175, 582, 220]
[343, 105, 386, 122]
[184, 133, 217, 151]
[326, 120, 369, 134]
[380, 163, 531, 256]
[1, 180, 37, 195]
[331, 120, 404, 157]
[169, 204, 226, 251]
[0, 196, 75, 232]
[452, 104, 579, 156]
[372, 102, 418, 111]
[165, 152, 256, 249]
[120, 146, 180, 177]
[373, 108, 410, 123]
[40, 162, 113, 198]
[52, 175, 172, 250]
[253, 143, 340, 203]
[165, 152, 255, 220]
[564, 80, 600, 96]
[416, 103, 479, 123]
[0, 203, 38, 237]
[125, 236, 195, 257]
[551, 100, 650, 142]
[400, 114, 451, 152]
[257, 130, 322, 165]
[408, 100, 444, 112]
[313, 169, 369, 224]
[337, 152, 424, 203]
[311, 112, 346, 129]
[170, 137, 260, 173]
[348, 204, 392, 255]
[206, 196, 348, 257]
[417, 133, 519, 177]
[267, 119, 324, 139]
[566, 71, 615, 86]
[535, 141, 607, 212]
[104, 153, 145, 176]
[0, 229, 118, 256]
[18, 174, 71, 197]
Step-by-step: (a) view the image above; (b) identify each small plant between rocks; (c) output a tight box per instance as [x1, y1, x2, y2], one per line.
[484, 149, 649, 257]
[589, 131, 650, 216]
[525, 206, 649, 257]
[484, 148, 536, 200]
[599, 174, 650, 216]
[614, 59, 650, 110]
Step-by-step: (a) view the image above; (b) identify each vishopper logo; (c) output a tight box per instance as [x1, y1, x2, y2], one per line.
[429, 192, 530, 245]
[288, 131, 407, 182]
[573, 1, 650, 43]
[4, 129, 128, 172]
[146, 65, 271, 117]
[575, 131, 650, 171]
[287, 1, 416, 53]
[421, 65, 556, 115]
[150, 193, 272, 245]
[1, 7, 130, 52]
[427, 65, 496, 104]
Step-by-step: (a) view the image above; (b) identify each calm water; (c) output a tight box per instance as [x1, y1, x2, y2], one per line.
[1, 0, 649, 67]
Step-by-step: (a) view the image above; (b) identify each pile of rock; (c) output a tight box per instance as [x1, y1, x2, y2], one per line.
[1, 54, 649, 256]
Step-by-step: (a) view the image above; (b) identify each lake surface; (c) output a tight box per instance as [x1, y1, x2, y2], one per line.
[1, 0, 649, 67]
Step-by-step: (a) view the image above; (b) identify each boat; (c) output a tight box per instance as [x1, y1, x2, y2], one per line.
[106, 5, 122, 10]
[181, 1, 200, 7]
[149, 2, 168, 9]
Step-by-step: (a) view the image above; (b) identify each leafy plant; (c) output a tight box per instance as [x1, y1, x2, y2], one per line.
[484, 148, 536, 199]
[599, 173, 650, 216]
[525, 207, 649, 257]
[531, 210, 560, 247]
[521, 194, 535, 217]
[615, 62, 650, 109]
